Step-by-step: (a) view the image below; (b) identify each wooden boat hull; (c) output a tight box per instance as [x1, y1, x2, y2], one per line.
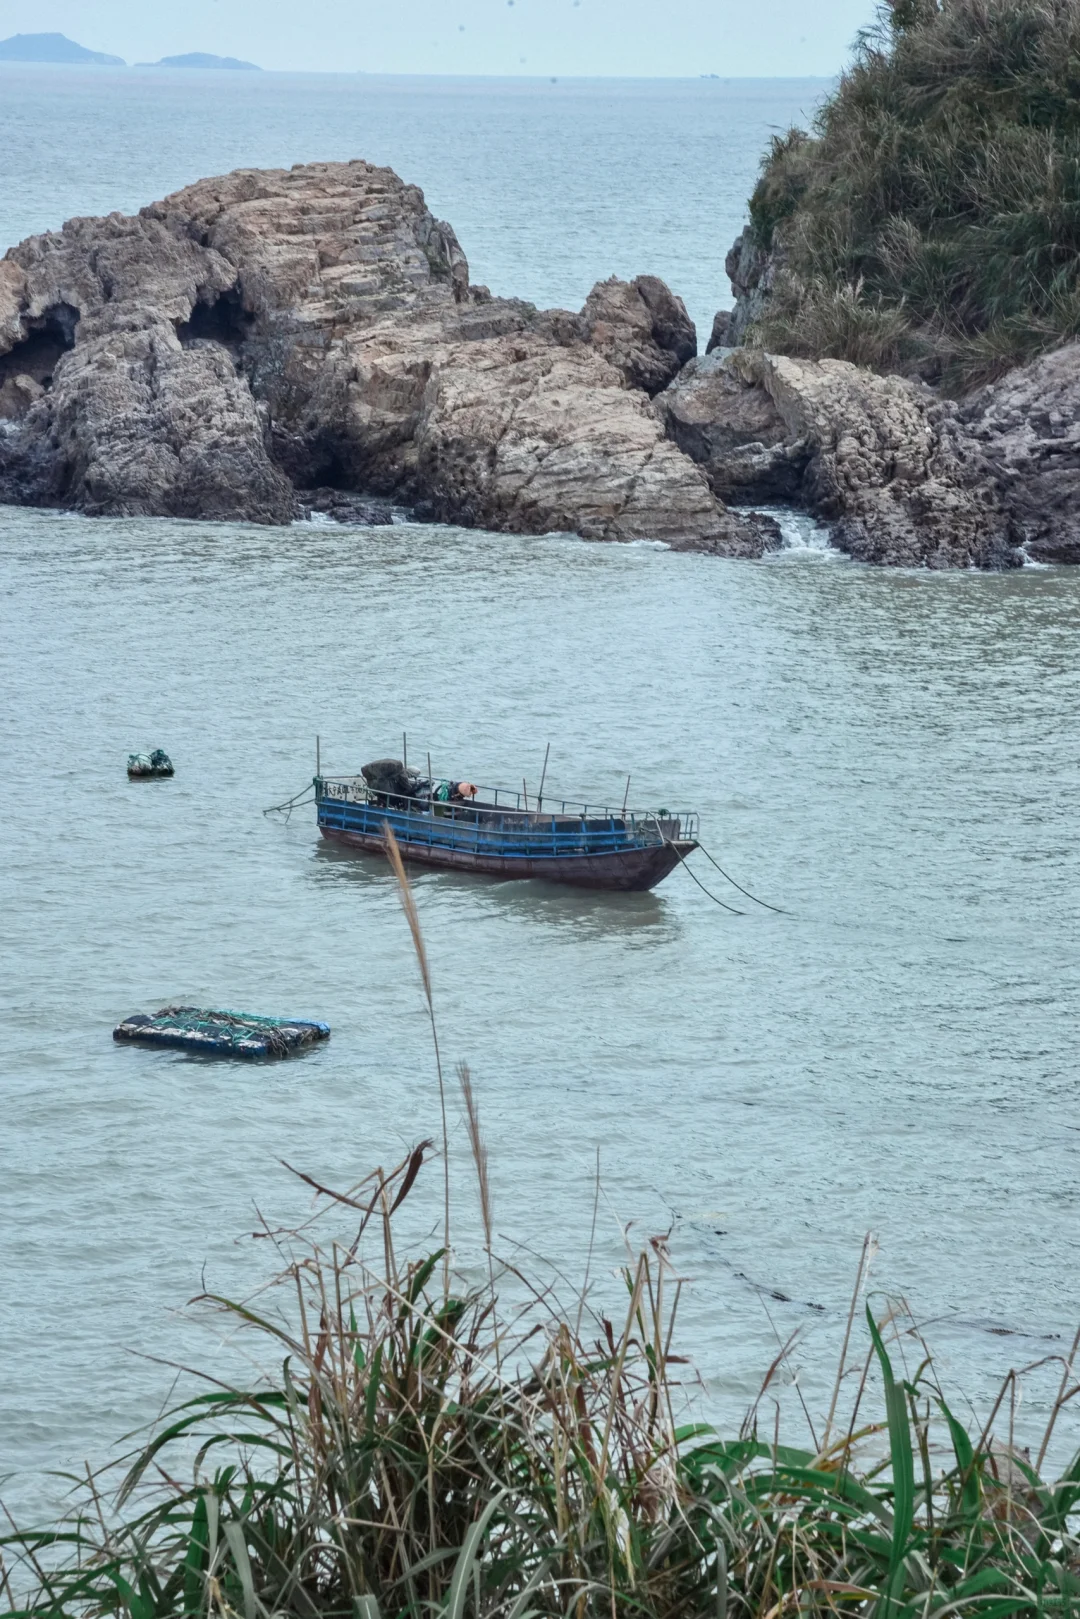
[319, 824, 695, 892]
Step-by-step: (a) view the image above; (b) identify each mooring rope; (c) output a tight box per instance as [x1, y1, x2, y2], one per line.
[263, 785, 316, 821]
[672, 846, 746, 914]
[650, 816, 787, 916]
[648, 819, 744, 914]
[696, 842, 788, 914]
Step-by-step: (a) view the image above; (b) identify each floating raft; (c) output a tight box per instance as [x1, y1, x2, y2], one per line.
[114, 1006, 331, 1059]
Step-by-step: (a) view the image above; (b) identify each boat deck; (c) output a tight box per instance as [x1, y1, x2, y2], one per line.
[315, 777, 698, 891]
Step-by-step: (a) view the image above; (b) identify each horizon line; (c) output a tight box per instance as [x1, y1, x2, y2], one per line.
[0, 61, 836, 82]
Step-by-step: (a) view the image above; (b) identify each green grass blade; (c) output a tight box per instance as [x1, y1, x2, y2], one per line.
[222, 1522, 256, 1619]
[444, 1492, 507, 1619]
[866, 1307, 915, 1591]
[937, 1397, 980, 1516]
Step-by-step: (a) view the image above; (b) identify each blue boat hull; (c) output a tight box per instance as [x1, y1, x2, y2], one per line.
[318, 822, 693, 891]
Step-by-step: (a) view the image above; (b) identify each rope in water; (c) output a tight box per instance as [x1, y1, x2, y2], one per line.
[653, 826, 744, 914]
[650, 816, 786, 916]
[263, 785, 316, 821]
[667, 841, 744, 919]
[697, 842, 788, 914]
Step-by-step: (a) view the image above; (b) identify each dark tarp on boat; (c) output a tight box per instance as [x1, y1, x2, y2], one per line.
[361, 759, 422, 796]
[360, 758, 431, 807]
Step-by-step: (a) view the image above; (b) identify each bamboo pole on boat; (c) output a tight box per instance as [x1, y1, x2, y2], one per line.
[522, 778, 529, 815]
[403, 732, 408, 770]
[622, 774, 631, 818]
[537, 742, 551, 809]
[316, 735, 321, 778]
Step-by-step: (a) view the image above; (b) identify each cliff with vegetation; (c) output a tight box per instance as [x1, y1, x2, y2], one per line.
[729, 0, 1080, 392]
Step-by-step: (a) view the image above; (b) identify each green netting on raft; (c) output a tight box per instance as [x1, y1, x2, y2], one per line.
[115, 1007, 330, 1059]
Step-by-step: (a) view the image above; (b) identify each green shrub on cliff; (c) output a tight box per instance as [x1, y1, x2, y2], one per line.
[747, 0, 1080, 387]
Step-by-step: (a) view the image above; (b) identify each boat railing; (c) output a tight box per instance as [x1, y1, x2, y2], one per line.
[315, 776, 698, 853]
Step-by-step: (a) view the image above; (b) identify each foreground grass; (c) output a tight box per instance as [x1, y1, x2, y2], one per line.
[5, 835, 1080, 1616]
[746, 0, 1080, 389]
[5, 1164, 1080, 1619]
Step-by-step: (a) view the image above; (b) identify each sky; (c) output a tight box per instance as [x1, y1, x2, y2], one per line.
[0, 0, 878, 77]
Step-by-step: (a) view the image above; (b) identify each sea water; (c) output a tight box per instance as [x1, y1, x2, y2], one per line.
[2, 69, 1079, 1524]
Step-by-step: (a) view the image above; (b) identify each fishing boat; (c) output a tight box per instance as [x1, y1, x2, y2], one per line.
[314, 759, 698, 892]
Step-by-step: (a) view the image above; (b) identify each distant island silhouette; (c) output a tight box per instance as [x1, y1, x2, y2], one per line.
[0, 32, 124, 65]
[0, 35, 261, 70]
[139, 52, 261, 70]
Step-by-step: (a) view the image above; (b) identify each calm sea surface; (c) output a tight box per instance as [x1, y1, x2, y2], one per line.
[2, 70, 1080, 1523]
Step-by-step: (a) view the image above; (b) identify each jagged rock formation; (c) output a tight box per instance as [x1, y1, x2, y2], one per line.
[660, 351, 806, 505]
[715, 228, 782, 351]
[694, 217, 1080, 565]
[0, 161, 771, 555]
[582, 274, 697, 395]
[958, 344, 1080, 565]
[660, 349, 1018, 568]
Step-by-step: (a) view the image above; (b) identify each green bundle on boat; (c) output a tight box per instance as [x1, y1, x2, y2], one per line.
[113, 1006, 331, 1058]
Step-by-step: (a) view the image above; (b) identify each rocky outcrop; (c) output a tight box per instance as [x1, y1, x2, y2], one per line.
[0, 207, 294, 522]
[659, 352, 807, 504]
[720, 228, 783, 348]
[660, 348, 1017, 567]
[0, 161, 772, 556]
[696, 216, 1080, 567]
[756, 353, 1014, 568]
[582, 275, 697, 395]
[958, 343, 1080, 564]
[413, 336, 763, 550]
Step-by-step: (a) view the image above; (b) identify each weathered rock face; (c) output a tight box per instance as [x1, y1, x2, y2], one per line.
[701, 220, 1080, 567]
[414, 337, 756, 549]
[582, 274, 697, 395]
[744, 352, 1016, 568]
[0, 209, 295, 521]
[660, 349, 1017, 567]
[720, 228, 782, 347]
[659, 351, 807, 503]
[0, 161, 772, 555]
[958, 343, 1080, 564]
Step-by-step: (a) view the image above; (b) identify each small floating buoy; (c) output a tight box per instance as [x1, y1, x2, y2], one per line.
[127, 749, 174, 780]
[113, 1006, 331, 1059]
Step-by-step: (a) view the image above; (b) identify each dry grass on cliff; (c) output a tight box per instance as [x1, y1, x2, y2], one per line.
[746, 0, 1080, 389]
[5, 848, 1080, 1617]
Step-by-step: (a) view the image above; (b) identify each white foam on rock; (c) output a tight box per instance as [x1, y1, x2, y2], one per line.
[755, 506, 845, 559]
